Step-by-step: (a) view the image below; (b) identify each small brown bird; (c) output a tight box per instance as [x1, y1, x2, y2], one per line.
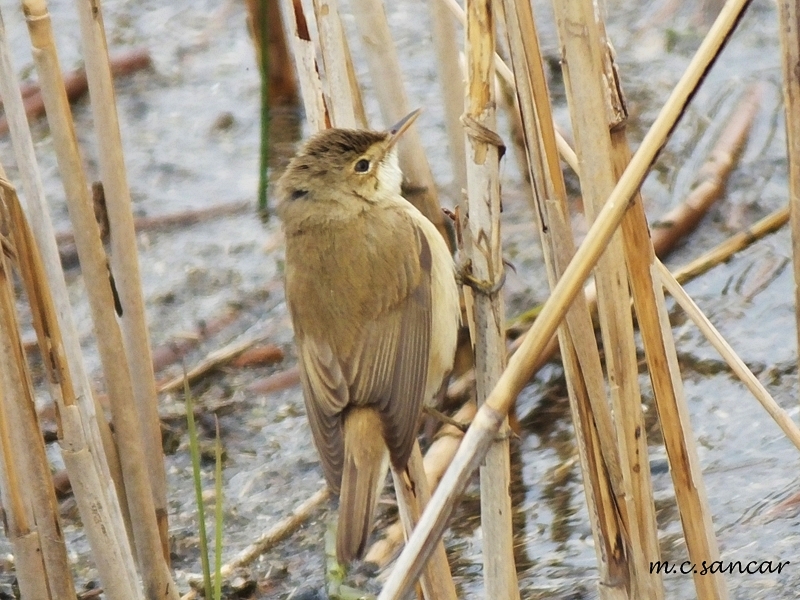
[277, 110, 459, 563]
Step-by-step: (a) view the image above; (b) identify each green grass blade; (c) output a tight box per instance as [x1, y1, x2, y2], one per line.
[184, 374, 212, 599]
[214, 416, 224, 599]
[257, 0, 271, 217]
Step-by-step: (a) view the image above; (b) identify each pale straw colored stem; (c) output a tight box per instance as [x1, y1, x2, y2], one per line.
[378, 0, 752, 596]
[4, 181, 142, 599]
[73, 0, 169, 560]
[0, 231, 74, 598]
[0, 248, 50, 599]
[657, 260, 800, 450]
[777, 0, 800, 383]
[22, 0, 178, 597]
[312, 0, 357, 128]
[498, 0, 628, 593]
[673, 205, 790, 284]
[429, 0, 467, 192]
[437, 0, 579, 175]
[462, 0, 518, 596]
[280, 0, 329, 131]
[552, 0, 666, 596]
[0, 2, 130, 545]
[390, 442, 457, 600]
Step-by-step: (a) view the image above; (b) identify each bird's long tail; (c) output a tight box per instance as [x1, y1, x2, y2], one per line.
[337, 407, 389, 564]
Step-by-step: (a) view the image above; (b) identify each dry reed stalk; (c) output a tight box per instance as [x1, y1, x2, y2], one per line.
[0, 231, 50, 600]
[349, 0, 447, 239]
[312, 0, 358, 128]
[461, 1, 519, 597]
[0, 3, 134, 575]
[378, 0, 752, 596]
[0, 204, 74, 598]
[4, 181, 143, 599]
[448, 66, 764, 412]
[498, 0, 629, 595]
[280, 0, 330, 131]
[429, 0, 467, 192]
[390, 442, 457, 600]
[777, 0, 800, 381]
[365, 401, 476, 567]
[657, 260, 800, 449]
[552, 1, 667, 597]
[673, 205, 789, 283]
[22, 1, 178, 597]
[73, 0, 169, 560]
[341, 30, 369, 129]
[558, 2, 731, 597]
[437, 0, 580, 176]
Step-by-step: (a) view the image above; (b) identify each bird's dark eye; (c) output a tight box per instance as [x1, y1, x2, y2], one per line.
[354, 158, 370, 173]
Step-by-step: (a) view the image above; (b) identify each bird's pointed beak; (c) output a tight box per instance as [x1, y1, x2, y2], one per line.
[385, 108, 421, 151]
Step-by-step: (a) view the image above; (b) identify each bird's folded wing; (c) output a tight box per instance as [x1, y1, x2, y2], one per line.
[297, 339, 348, 491]
[297, 220, 433, 481]
[347, 225, 433, 470]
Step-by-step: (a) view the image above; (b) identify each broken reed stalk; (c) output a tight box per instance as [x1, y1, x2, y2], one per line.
[777, 0, 800, 383]
[656, 260, 800, 450]
[73, 0, 170, 561]
[437, 0, 580, 175]
[312, 0, 358, 128]
[0, 224, 49, 598]
[0, 217, 71, 598]
[390, 443, 457, 600]
[22, 1, 178, 597]
[3, 181, 143, 599]
[0, 2, 126, 505]
[498, 1, 631, 594]
[462, 0, 519, 597]
[280, 0, 329, 131]
[348, 0, 448, 240]
[561, 2, 729, 597]
[553, 1, 668, 597]
[378, 0, 753, 596]
[429, 0, 467, 192]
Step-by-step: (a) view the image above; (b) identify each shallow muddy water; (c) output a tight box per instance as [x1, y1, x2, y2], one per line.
[0, 0, 799, 598]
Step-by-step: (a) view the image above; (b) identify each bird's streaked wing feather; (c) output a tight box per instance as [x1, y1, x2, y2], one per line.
[297, 339, 348, 491]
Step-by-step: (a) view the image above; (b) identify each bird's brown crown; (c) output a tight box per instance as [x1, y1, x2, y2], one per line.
[278, 129, 389, 199]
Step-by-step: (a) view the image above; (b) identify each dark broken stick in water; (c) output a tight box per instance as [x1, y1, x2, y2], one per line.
[0, 48, 153, 136]
[57, 200, 252, 268]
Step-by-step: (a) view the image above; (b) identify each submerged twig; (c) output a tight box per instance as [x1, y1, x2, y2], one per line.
[0, 48, 151, 136]
[158, 335, 265, 394]
[187, 484, 330, 588]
